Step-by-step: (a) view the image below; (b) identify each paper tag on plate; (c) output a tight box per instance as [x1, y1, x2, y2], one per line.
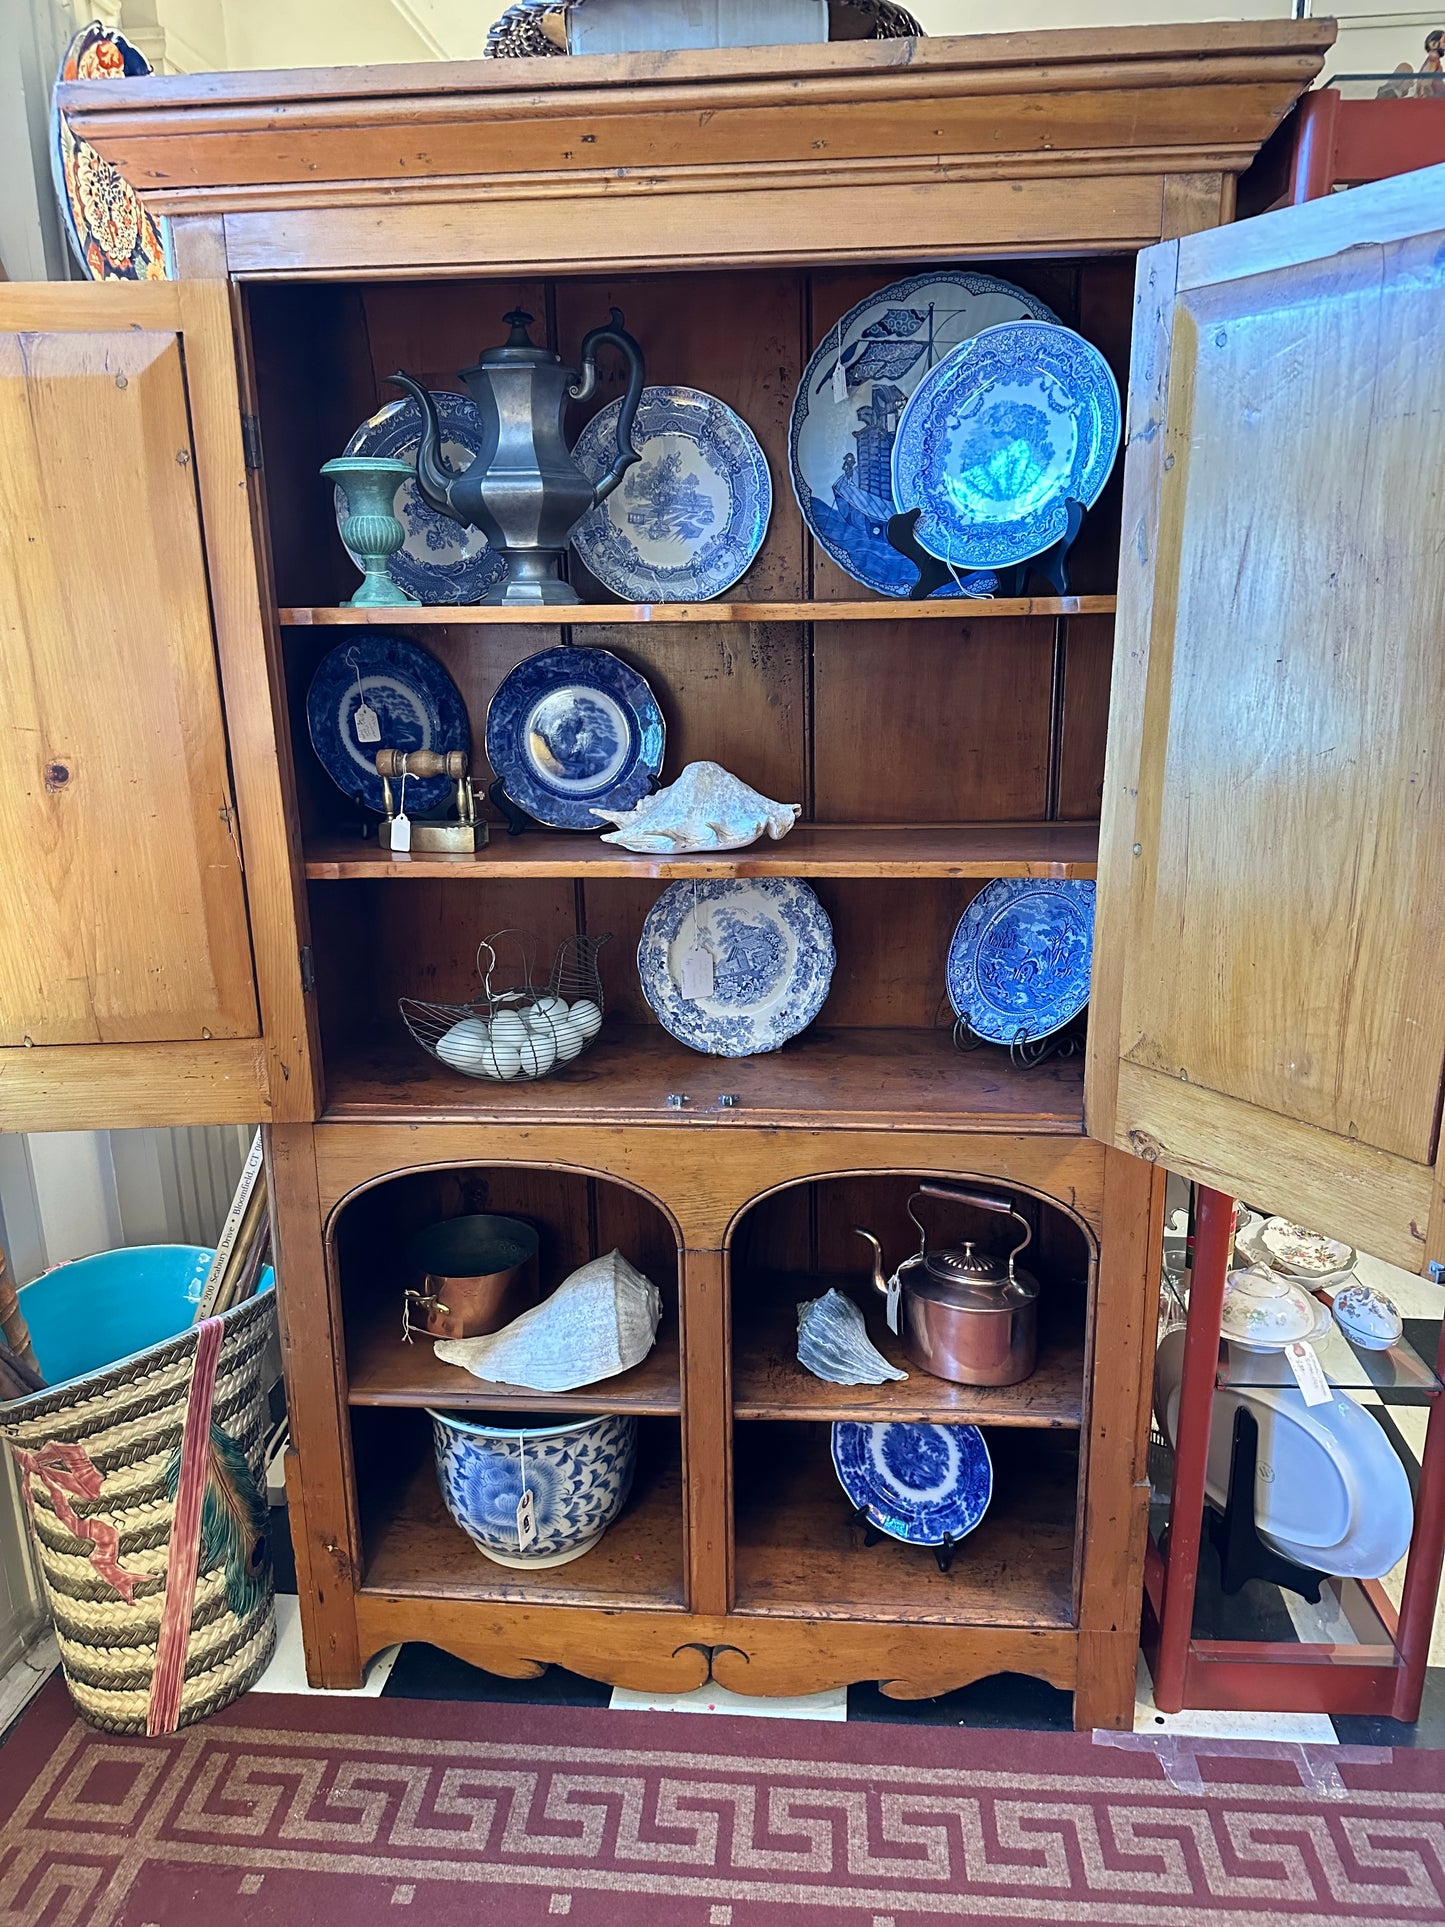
[886, 1277, 901, 1336]
[680, 946, 714, 1000]
[389, 812, 411, 853]
[516, 1488, 537, 1550]
[353, 701, 381, 744]
[1284, 1340, 1332, 1407]
[831, 359, 848, 406]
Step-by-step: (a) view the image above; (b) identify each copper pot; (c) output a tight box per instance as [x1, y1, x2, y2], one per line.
[403, 1214, 539, 1340]
[856, 1183, 1039, 1387]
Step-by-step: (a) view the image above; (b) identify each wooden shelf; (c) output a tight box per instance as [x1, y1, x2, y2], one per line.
[323, 1025, 1087, 1134]
[347, 1296, 682, 1415]
[359, 1421, 686, 1611]
[307, 821, 1100, 882]
[281, 597, 1115, 627]
[733, 1277, 1085, 1426]
[732, 1423, 1078, 1626]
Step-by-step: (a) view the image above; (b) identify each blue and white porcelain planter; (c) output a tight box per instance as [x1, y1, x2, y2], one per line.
[429, 1408, 637, 1569]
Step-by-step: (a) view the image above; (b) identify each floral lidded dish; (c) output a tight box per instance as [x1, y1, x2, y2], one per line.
[1220, 1265, 1329, 1351]
[1331, 1283, 1403, 1353]
[1240, 1217, 1357, 1282]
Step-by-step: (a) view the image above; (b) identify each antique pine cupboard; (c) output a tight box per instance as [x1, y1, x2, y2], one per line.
[4, 22, 1442, 1731]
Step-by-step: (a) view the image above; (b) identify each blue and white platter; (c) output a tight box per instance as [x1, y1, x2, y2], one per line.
[892, 321, 1121, 571]
[570, 386, 772, 602]
[485, 646, 665, 830]
[337, 392, 507, 604]
[831, 1421, 993, 1548]
[946, 877, 1096, 1044]
[305, 634, 470, 816]
[638, 877, 835, 1057]
[789, 272, 1059, 597]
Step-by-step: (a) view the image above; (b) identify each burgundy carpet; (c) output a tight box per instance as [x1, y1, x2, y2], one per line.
[2, 1678, 1444, 1926]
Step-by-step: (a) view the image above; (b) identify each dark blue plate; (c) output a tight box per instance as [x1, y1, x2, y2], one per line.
[306, 635, 470, 816]
[831, 1421, 993, 1547]
[485, 647, 665, 831]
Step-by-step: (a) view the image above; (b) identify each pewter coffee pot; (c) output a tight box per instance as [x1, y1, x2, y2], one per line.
[856, 1182, 1040, 1388]
[389, 307, 645, 607]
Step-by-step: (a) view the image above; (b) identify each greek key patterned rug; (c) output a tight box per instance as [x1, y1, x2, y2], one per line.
[2, 1678, 1442, 1925]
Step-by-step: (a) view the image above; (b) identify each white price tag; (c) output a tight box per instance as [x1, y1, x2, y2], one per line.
[389, 812, 411, 853]
[1284, 1340, 1332, 1407]
[680, 945, 714, 999]
[353, 700, 381, 744]
[886, 1277, 901, 1336]
[515, 1488, 537, 1550]
[831, 359, 848, 406]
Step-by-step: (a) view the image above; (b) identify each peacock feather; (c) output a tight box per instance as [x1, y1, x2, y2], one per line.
[164, 1421, 270, 1617]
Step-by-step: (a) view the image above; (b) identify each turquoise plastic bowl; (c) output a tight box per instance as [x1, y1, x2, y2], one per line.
[16, 1245, 274, 1393]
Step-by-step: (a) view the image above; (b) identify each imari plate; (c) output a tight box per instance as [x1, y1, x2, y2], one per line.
[486, 646, 665, 830]
[831, 1421, 993, 1547]
[570, 386, 772, 602]
[892, 321, 1121, 570]
[946, 878, 1096, 1044]
[51, 25, 169, 282]
[337, 392, 507, 604]
[637, 878, 834, 1057]
[789, 272, 1058, 596]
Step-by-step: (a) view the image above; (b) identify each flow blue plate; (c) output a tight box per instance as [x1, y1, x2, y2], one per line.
[305, 634, 470, 816]
[571, 386, 772, 602]
[946, 878, 1096, 1044]
[789, 272, 1058, 597]
[892, 321, 1120, 571]
[831, 1421, 993, 1547]
[337, 392, 507, 604]
[486, 646, 664, 830]
[637, 877, 834, 1057]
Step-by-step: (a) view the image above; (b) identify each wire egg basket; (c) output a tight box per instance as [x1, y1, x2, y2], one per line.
[401, 930, 611, 1082]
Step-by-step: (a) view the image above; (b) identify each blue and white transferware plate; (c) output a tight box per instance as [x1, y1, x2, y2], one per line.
[570, 386, 772, 602]
[337, 393, 506, 604]
[306, 634, 470, 815]
[831, 1421, 993, 1548]
[638, 878, 834, 1057]
[892, 321, 1121, 571]
[486, 646, 665, 830]
[789, 272, 1058, 597]
[946, 878, 1096, 1044]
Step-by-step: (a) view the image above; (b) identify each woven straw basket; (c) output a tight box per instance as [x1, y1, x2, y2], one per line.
[1, 1290, 277, 1734]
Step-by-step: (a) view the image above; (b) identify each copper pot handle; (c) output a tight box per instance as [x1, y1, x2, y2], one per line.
[907, 1182, 1034, 1277]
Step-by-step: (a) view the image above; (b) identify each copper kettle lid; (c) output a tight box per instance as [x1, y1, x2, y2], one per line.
[914, 1244, 1039, 1311]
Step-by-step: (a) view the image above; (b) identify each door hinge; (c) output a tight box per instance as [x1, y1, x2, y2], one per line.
[299, 945, 316, 995]
[240, 413, 264, 472]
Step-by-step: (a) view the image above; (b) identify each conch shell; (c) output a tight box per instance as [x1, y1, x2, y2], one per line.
[435, 1249, 662, 1391]
[591, 760, 800, 854]
[796, 1288, 907, 1385]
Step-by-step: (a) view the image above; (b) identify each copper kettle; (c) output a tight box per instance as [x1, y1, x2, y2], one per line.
[855, 1182, 1039, 1387]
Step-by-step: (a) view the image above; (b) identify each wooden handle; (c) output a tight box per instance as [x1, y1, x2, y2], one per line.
[915, 1182, 1014, 1213]
[375, 748, 468, 779]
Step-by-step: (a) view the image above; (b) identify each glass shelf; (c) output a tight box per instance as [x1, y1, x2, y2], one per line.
[1214, 1312, 1442, 1400]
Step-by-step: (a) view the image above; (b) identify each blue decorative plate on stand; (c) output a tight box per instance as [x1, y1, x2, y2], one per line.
[638, 878, 834, 1057]
[831, 1421, 993, 1547]
[337, 393, 507, 604]
[946, 878, 1096, 1044]
[892, 321, 1121, 571]
[570, 386, 772, 601]
[306, 635, 471, 816]
[789, 272, 1058, 597]
[486, 646, 665, 830]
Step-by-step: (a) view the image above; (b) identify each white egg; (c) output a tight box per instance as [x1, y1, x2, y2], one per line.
[488, 1009, 529, 1050]
[568, 998, 603, 1042]
[516, 1028, 558, 1079]
[527, 995, 569, 1028]
[551, 1016, 586, 1062]
[484, 1039, 523, 1080]
[435, 1017, 493, 1074]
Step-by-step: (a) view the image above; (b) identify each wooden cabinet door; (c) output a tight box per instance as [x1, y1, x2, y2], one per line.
[1087, 168, 1445, 1273]
[0, 283, 307, 1130]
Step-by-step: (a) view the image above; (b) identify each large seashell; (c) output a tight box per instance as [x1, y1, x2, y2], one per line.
[796, 1288, 907, 1385]
[592, 760, 801, 855]
[435, 1249, 662, 1390]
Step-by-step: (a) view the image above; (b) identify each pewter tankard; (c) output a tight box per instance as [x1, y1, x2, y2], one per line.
[389, 308, 645, 606]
